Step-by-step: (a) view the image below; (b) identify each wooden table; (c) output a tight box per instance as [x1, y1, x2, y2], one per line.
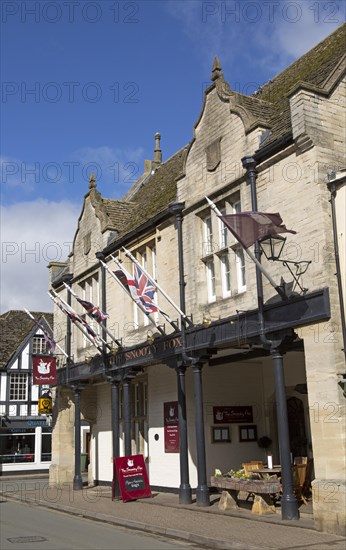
[210, 475, 280, 515]
[251, 466, 281, 477]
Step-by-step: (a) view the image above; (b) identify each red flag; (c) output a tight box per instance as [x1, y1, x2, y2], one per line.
[32, 356, 57, 385]
[219, 212, 296, 249]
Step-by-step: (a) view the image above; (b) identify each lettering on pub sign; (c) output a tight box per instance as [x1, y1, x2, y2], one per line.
[114, 454, 151, 502]
[164, 401, 179, 453]
[213, 406, 253, 424]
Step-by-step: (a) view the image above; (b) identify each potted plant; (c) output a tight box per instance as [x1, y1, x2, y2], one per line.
[257, 436, 272, 449]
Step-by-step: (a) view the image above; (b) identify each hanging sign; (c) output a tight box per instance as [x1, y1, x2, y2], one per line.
[164, 401, 179, 453]
[114, 454, 151, 502]
[38, 391, 53, 415]
[32, 356, 57, 385]
[213, 406, 253, 424]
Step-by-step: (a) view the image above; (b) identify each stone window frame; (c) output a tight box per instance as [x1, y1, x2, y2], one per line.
[78, 273, 100, 350]
[132, 242, 158, 328]
[200, 195, 246, 302]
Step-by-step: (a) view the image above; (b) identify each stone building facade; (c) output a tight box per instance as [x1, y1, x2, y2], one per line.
[48, 25, 345, 535]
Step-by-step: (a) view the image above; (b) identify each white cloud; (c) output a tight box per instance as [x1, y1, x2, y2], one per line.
[71, 145, 146, 196]
[166, 0, 343, 78]
[0, 155, 37, 192]
[0, 199, 80, 313]
[254, 1, 343, 72]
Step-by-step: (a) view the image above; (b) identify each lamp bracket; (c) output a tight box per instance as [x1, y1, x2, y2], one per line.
[278, 259, 312, 294]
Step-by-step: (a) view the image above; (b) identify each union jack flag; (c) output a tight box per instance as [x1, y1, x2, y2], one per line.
[133, 264, 158, 314]
[55, 299, 101, 344]
[76, 297, 109, 324]
[114, 265, 170, 321]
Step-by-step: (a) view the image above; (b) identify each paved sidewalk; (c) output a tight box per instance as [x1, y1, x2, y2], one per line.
[1, 478, 345, 550]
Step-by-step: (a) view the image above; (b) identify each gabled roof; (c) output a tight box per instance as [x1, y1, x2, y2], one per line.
[0, 310, 53, 369]
[66, 25, 345, 259]
[118, 146, 188, 236]
[84, 146, 188, 243]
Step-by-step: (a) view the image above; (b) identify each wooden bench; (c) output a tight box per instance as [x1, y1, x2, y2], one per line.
[210, 475, 280, 515]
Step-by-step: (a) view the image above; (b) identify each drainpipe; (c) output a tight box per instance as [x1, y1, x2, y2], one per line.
[328, 180, 346, 358]
[242, 156, 299, 521]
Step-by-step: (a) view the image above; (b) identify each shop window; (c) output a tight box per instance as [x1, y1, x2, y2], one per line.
[0, 431, 35, 463]
[41, 429, 52, 461]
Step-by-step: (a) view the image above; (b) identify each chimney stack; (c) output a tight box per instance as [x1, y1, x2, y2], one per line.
[153, 132, 162, 167]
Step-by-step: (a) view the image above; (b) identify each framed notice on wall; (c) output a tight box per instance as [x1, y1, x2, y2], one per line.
[239, 425, 258, 442]
[164, 401, 179, 453]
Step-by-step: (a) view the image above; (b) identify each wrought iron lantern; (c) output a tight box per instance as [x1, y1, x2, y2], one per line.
[258, 234, 311, 295]
[259, 234, 286, 261]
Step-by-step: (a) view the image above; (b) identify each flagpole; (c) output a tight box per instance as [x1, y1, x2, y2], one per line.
[48, 291, 104, 353]
[122, 247, 192, 328]
[50, 289, 110, 349]
[100, 257, 165, 336]
[62, 281, 122, 347]
[24, 308, 69, 359]
[51, 289, 111, 349]
[205, 196, 286, 299]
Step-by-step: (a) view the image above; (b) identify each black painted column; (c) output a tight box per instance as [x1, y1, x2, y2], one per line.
[73, 386, 83, 490]
[176, 364, 192, 504]
[169, 201, 193, 504]
[111, 379, 120, 497]
[272, 348, 299, 520]
[193, 363, 209, 506]
[123, 378, 132, 456]
[242, 155, 297, 520]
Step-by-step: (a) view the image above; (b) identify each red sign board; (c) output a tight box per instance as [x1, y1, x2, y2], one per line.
[164, 401, 179, 453]
[213, 406, 253, 424]
[114, 454, 151, 502]
[32, 356, 57, 385]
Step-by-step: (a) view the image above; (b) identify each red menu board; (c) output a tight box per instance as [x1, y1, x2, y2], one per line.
[164, 401, 179, 453]
[114, 454, 151, 502]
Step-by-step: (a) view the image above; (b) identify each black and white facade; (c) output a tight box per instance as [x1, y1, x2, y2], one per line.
[0, 311, 54, 474]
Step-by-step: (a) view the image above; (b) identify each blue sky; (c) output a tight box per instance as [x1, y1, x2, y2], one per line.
[1, 0, 344, 312]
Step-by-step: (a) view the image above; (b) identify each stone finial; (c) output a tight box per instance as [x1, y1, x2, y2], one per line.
[211, 56, 223, 81]
[153, 132, 162, 166]
[89, 171, 96, 189]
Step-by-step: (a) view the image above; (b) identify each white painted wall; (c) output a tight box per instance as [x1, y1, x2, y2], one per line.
[0, 373, 6, 401]
[91, 384, 112, 482]
[147, 361, 267, 488]
[21, 344, 30, 369]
